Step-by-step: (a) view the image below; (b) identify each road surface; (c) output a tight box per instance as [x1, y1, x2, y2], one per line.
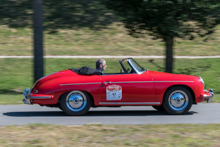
[0, 103, 220, 126]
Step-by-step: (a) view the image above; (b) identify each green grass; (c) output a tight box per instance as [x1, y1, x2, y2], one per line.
[0, 23, 220, 56]
[0, 124, 220, 146]
[0, 95, 22, 105]
[0, 58, 219, 104]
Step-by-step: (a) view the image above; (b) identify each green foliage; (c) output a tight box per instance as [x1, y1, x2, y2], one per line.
[0, 0, 32, 27]
[0, 0, 120, 31]
[103, 0, 220, 39]
[0, 124, 220, 146]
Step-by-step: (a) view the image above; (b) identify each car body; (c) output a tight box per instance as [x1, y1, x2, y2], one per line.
[23, 58, 214, 115]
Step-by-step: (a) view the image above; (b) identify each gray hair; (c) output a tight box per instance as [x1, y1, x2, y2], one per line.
[96, 59, 106, 69]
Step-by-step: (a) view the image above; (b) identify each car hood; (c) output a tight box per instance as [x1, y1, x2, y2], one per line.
[147, 70, 171, 75]
[146, 70, 199, 81]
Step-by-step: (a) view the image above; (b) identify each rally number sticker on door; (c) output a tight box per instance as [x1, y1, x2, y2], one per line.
[106, 85, 122, 100]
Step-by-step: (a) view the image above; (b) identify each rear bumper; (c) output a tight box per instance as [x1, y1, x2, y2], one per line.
[23, 88, 54, 105]
[201, 89, 214, 103]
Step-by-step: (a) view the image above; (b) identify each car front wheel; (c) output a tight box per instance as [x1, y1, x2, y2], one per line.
[60, 91, 91, 116]
[163, 86, 193, 115]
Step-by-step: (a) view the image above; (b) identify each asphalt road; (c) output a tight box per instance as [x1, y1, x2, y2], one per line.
[0, 103, 220, 126]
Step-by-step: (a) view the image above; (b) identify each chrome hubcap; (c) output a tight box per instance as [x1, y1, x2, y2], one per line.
[66, 91, 87, 112]
[168, 90, 188, 111]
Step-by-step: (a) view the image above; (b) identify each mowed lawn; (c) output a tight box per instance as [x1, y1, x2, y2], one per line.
[0, 24, 220, 56]
[0, 124, 220, 147]
[0, 58, 219, 104]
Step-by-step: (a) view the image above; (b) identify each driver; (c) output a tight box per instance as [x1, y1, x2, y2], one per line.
[96, 59, 107, 74]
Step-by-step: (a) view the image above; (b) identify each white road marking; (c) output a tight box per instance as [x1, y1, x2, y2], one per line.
[0, 56, 220, 59]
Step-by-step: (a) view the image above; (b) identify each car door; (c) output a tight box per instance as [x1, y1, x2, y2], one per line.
[100, 73, 155, 104]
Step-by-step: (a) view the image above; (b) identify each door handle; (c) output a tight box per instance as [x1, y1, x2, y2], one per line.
[103, 81, 111, 85]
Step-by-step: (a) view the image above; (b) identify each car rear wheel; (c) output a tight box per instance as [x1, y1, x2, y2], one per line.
[163, 86, 193, 115]
[152, 105, 165, 111]
[60, 91, 91, 116]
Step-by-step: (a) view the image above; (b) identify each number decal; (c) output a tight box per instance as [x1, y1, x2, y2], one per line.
[106, 85, 122, 100]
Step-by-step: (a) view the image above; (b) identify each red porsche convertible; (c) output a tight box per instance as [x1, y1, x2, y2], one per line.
[23, 58, 214, 115]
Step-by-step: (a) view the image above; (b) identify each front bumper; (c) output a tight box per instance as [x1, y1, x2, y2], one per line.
[23, 88, 54, 105]
[201, 88, 214, 103]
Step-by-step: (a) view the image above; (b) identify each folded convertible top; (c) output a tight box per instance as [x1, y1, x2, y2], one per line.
[69, 66, 102, 75]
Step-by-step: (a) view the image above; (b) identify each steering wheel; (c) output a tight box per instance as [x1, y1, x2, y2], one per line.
[126, 68, 130, 73]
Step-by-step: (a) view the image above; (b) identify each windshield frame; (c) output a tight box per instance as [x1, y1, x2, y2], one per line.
[120, 58, 146, 74]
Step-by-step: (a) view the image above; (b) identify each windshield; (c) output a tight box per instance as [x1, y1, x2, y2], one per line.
[129, 59, 145, 73]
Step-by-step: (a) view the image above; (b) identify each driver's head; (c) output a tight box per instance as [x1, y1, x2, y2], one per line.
[96, 59, 107, 71]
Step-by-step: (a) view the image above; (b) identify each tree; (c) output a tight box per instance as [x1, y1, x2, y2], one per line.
[103, 0, 220, 73]
[0, 0, 120, 31]
[33, 0, 44, 83]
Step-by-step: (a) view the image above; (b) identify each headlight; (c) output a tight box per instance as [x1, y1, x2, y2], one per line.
[199, 77, 205, 88]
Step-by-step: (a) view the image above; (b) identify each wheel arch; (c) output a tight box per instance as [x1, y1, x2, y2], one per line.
[163, 85, 196, 104]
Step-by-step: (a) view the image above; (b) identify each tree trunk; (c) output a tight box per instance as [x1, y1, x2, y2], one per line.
[33, 0, 44, 83]
[163, 36, 174, 73]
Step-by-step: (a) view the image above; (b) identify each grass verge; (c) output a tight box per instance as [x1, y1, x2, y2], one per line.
[0, 58, 219, 104]
[0, 124, 220, 147]
[0, 24, 220, 56]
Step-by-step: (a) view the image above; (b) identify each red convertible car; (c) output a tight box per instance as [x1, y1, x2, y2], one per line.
[23, 58, 214, 115]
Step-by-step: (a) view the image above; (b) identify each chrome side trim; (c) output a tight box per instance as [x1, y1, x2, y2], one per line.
[99, 102, 160, 105]
[110, 81, 152, 84]
[60, 82, 101, 86]
[107, 81, 194, 84]
[154, 81, 194, 83]
[60, 81, 193, 86]
[28, 96, 52, 99]
[103, 81, 112, 84]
